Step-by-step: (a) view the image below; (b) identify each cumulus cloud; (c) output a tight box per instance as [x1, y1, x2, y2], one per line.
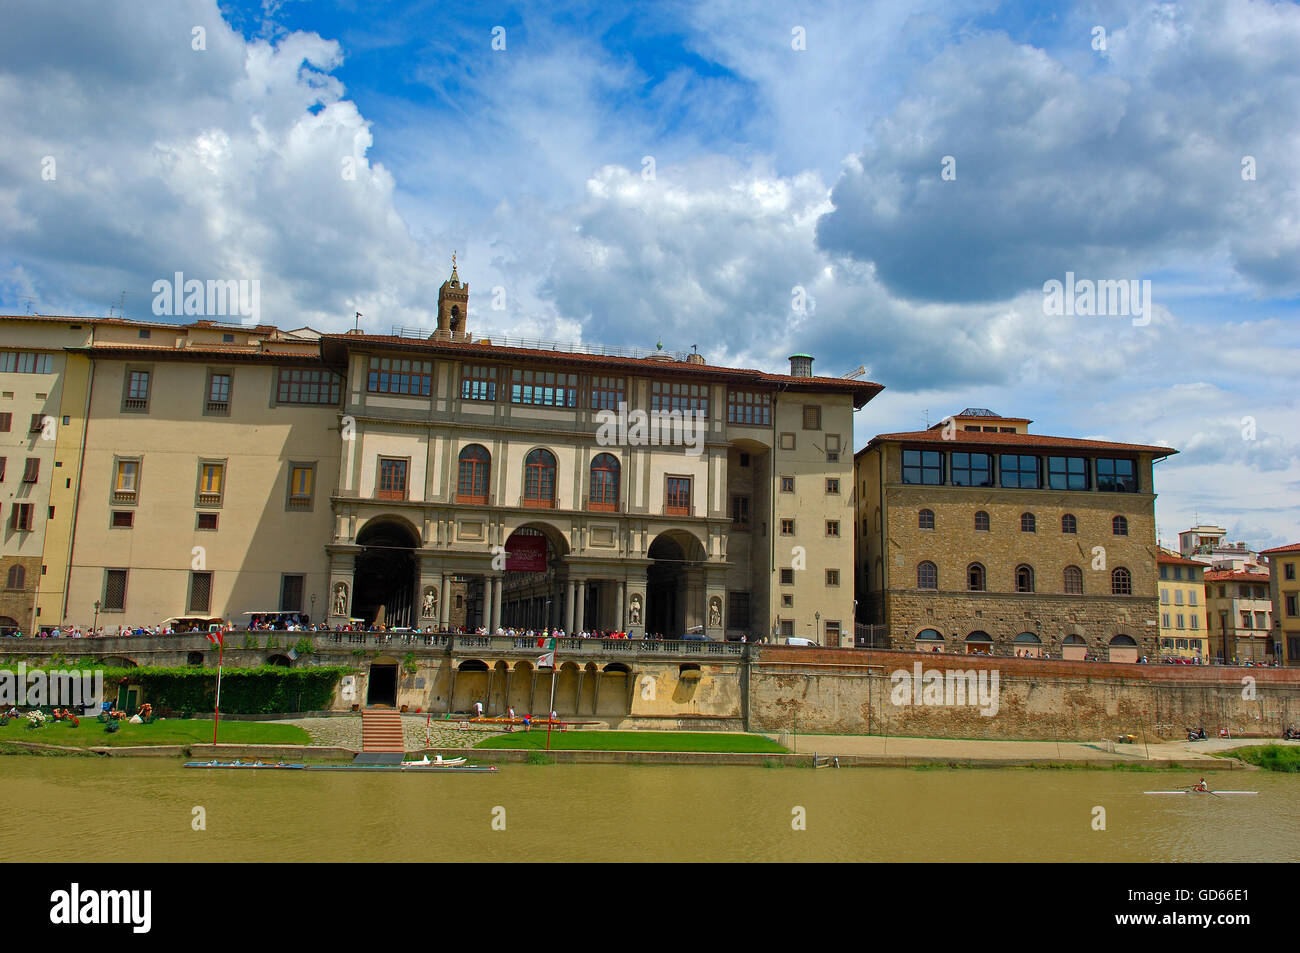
[816, 0, 1300, 302]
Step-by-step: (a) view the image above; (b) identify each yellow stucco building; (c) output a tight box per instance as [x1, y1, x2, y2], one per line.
[1157, 549, 1208, 660]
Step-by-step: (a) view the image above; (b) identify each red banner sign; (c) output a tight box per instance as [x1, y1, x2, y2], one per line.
[506, 535, 548, 572]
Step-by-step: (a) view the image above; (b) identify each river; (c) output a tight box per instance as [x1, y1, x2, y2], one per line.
[2, 758, 1296, 862]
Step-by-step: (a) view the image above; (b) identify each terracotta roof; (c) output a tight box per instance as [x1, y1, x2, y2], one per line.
[1260, 543, 1300, 556]
[1204, 569, 1270, 582]
[71, 344, 321, 363]
[317, 333, 885, 406]
[1, 314, 277, 333]
[1158, 551, 1206, 567]
[863, 428, 1177, 457]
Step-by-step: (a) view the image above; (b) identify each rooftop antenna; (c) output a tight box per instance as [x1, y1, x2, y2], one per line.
[923, 409, 930, 428]
[354, 312, 362, 333]
[117, 291, 127, 319]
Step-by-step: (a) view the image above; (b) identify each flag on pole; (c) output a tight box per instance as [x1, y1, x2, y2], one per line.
[206, 630, 223, 646]
[536, 637, 556, 669]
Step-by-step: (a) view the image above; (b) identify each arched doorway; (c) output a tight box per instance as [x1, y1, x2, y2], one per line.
[354, 518, 419, 627]
[915, 628, 945, 653]
[1108, 634, 1139, 663]
[0, 616, 19, 637]
[502, 523, 569, 631]
[1013, 632, 1043, 658]
[965, 630, 994, 655]
[647, 530, 705, 638]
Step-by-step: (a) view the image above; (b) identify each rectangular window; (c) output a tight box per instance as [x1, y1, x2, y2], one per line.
[802, 405, 821, 430]
[196, 513, 218, 530]
[0, 458, 5, 481]
[198, 462, 224, 506]
[138, 329, 151, 339]
[651, 380, 709, 417]
[1176, 613, 1185, 629]
[11, 503, 34, 531]
[1096, 457, 1138, 492]
[1160, 566, 1169, 580]
[826, 569, 840, 586]
[205, 370, 232, 415]
[29, 413, 44, 433]
[780, 519, 795, 535]
[1241, 611, 1253, 629]
[730, 495, 750, 526]
[1047, 456, 1089, 490]
[1190, 615, 1199, 630]
[779, 432, 795, 451]
[666, 476, 692, 516]
[460, 364, 497, 401]
[1162, 613, 1170, 629]
[287, 464, 315, 510]
[902, 449, 942, 485]
[510, 368, 578, 407]
[949, 452, 992, 487]
[1161, 589, 1170, 604]
[367, 356, 432, 396]
[727, 592, 750, 630]
[826, 520, 840, 536]
[780, 620, 794, 638]
[1256, 611, 1268, 630]
[1286, 563, 1296, 581]
[123, 369, 151, 412]
[826, 478, 840, 494]
[1000, 455, 1040, 489]
[727, 390, 772, 426]
[377, 458, 408, 501]
[188, 572, 213, 614]
[0, 352, 53, 374]
[103, 569, 127, 611]
[0, 413, 9, 431]
[113, 459, 140, 503]
[111, 511, 134, 529]
[781, 594, 794, 608]
[280, 574, 304, 613]
[590, 376, 625, 411]
[1287, 595, 1297, 617]
[1174, 589, 1183, 605]
[780, 568, 794, 585]
[277, 367, 342, 404]
[825, 434, 841, 462]
[780, 476, 794, 492]
[22, 457, 38, 483]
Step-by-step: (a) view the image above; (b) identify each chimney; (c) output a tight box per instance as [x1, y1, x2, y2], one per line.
[788, 353, 814, 377]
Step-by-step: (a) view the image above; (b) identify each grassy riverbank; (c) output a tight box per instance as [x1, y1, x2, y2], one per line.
[0, 718, 310, 748]
[475, 730, 787, 753]
[1216, 744, 1300, 772]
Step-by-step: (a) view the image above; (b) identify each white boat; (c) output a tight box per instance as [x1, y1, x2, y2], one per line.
[400, 755, 467, 768]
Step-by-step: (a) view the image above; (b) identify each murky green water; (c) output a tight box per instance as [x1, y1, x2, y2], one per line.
[1, 758, 1296, 862]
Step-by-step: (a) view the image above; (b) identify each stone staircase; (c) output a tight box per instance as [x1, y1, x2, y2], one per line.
[361, 709, 405, 753]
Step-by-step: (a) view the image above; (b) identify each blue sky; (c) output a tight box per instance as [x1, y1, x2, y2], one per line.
[2, 0, 1298, 547]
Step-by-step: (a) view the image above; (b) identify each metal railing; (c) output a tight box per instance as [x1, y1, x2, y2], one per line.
[388, 326, 691, 362]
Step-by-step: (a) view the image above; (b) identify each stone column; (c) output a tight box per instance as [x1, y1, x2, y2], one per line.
[615, 581, 625, 633]
[492, 576, 503, 634]
[575, 579, 586, 633]
[440, 575, 451, 630]
[565, 578, 576, 633]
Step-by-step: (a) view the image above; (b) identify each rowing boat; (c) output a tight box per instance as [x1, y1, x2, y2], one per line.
[184, 760, 306, 770]
[1143, 790, 1258, 795]
[401, 755, 467, 767]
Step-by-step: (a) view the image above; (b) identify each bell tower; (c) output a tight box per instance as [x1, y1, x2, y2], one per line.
[435, 251, 469, 341]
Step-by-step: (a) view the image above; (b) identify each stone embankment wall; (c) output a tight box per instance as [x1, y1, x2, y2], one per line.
[749, 647, 1300, 740]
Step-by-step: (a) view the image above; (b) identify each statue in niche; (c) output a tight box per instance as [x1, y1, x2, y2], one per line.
[628, 594, 643, 626]
[333, 582, 349, 617]
[422, 587, 438, 619]
[709, 596, 722, 629]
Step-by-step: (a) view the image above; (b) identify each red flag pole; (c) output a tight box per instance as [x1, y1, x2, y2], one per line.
[212, 637, 224, 746]
[545, 639, 558, 752]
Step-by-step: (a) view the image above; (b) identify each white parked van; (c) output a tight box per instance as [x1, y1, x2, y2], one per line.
[786, 637, 819, 647]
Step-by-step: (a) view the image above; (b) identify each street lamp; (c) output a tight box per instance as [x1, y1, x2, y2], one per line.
[93, 600, 101, 634]
[815, 611, 821, 645]
[310, 592, 316, 625]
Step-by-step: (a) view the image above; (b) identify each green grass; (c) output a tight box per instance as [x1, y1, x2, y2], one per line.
[1216, 744, 1300, 773]
[476, 730, 788, 753]
[0, 718, 310, 748]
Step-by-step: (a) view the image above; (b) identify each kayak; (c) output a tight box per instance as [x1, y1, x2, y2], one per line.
[1143, 790, 1258, 795]
[184, 760, 306, 770]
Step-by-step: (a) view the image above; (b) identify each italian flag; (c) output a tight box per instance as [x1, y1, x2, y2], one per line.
[206, 630, 223, 646]
[536, 637, 556, 669]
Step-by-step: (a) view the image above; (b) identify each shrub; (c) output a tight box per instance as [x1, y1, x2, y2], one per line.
[95, 666, 353, 715]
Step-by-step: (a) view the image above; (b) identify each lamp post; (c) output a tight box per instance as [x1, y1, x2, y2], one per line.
[815, 611, 821, 645]
[93, 600, 101, 635]
[310, 592, 316, 626]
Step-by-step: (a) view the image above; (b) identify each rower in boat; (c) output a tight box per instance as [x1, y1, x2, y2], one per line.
[1193, 778, 1209, 792]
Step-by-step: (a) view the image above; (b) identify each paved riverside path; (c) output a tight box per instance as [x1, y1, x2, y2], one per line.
[772, 733, 1300, 763]
[284, 715, 506, 751]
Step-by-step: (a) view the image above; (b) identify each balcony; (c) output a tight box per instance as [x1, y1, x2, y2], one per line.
[122, 397, 148, 411]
